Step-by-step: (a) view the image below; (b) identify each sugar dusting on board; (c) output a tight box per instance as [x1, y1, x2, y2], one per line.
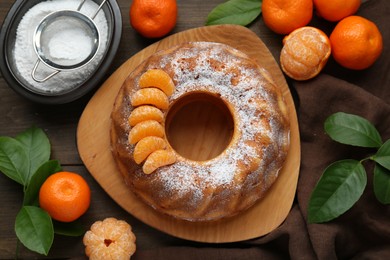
[127, 43, 288, 212]
[12, 0, 109, 94]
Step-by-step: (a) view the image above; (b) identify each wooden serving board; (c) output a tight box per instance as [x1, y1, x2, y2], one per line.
[77, 25, 300, 243]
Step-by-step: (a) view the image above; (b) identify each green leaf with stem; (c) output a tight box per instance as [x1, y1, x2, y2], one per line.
[15, 206, 54, 256]
[24, 160, 62, 206]
[308, 159, 367, 223]
[324, 112, 383, 148]
[16, 126, 51, 183]
[0, 137, 29, 185]
[206, 0, 262, 26]
[373, 164, 390, 204]
[372, 139, 390, 171]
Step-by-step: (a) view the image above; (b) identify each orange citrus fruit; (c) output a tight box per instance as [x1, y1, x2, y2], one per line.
[313, 0, 360, 22]
[128, 105, 165, 126]
[128, 120, 165, 144]
[142, 149, 176, 174]
[83, 217, 136, 259]
[134, 136, 167, 164]
[280, 26, 331, 80]
[330, 16, 383, 70]
[39, 171, 91, 222]
[131, 88, 169, 110]
[139, 69, 175, 96]
[262, 0, 313, 35]
[130, 0, 177, 38]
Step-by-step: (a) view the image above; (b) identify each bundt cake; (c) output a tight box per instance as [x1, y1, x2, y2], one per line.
[110, 42, 290, 221]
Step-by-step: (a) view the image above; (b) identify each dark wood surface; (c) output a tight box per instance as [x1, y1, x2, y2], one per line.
[0, 0, 285, 259]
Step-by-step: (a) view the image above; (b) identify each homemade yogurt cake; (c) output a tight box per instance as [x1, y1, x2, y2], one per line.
[110, 42, 290, 221]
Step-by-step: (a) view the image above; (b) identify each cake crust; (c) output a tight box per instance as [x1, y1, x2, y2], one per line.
[111, 42, 290, 221]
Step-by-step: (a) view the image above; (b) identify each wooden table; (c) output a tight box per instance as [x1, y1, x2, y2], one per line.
[0, 0, 288, 258]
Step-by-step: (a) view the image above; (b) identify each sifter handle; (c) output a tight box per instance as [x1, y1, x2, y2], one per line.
[91, 0, 108, 20]
[31, 59, 60, 83]
[77, 0, 107, 20]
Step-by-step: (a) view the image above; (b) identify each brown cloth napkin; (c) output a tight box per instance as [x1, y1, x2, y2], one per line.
[134, 0, 390, 259]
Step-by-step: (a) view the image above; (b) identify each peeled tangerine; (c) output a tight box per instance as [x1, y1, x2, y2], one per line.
[83, 218, 136, 260]
[280, 26, 331, 81]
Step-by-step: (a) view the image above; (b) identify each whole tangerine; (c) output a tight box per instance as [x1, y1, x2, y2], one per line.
[262, 0, 313, 35]
[280, 26, 331, 81]
[39, 171, 91, 222]
[330, 16, 383, 70]
[313, 0, 360, 22]
[130, 0, 178, 38]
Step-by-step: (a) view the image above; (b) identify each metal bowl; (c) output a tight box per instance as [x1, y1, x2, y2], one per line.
[0, 0, 122, 104]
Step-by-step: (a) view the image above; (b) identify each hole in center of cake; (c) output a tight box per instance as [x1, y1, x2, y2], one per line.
[165, 92, 234, 161]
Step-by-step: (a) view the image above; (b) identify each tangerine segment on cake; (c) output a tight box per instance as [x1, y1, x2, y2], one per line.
[128, 105, 165, 126]
[143, 149, 177, 175]
[128, 120, 165, 145]
[139, 69, 175, 96]
[133, 136, 168, 164]
[131, 88, 169, 109]
[110, 42, 290, 222]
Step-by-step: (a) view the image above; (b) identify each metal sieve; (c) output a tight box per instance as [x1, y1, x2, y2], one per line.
[32, 0, 107, 82]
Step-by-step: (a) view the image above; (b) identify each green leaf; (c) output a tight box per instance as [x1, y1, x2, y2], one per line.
[373, 164, 390, 204]
[53, 219, 85, 237]
[0, 137, 30, 185]
[23, 160, 62, 206]
[16, 126, 51, 183]
[324, 112, 383, 148]
[206, 0, 262, 26]
[372, 139, 390, 171]
[308, 160, 367, 223]
[15, 206, 54, 256]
